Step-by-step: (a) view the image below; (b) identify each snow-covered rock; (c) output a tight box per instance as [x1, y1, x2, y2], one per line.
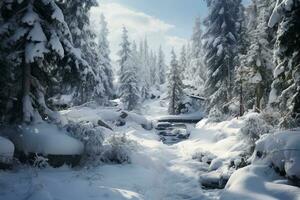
[209, 158, 224, 171]
[252, 130, 300, 180]
[10, 123, 83, 156]
[0, 136, 14, 166]
[222, 165, 300, 200]
[61, 106, 153, 130]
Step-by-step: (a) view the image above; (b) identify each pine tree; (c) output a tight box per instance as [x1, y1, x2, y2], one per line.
[190, 17, 206, 90]
[203, 0, 242, 111]
[268, 0, 300, 127]
[98, 14, 114, 99]
[0, 0, 87, 123]
[118, 27, 140, 111]
[59, 0, 106, 105]
[139, 38, 150, 99]
[179, 45, 188, 80]
[157, 46, 166, 85]
[168, 50, 184, 115]
[238, 0, 274, 112]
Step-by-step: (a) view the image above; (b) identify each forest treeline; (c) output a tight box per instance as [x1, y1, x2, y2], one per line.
[0, 0, 300, 129]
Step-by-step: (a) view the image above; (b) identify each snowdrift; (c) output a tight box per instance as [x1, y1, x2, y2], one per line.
[221, 165, 300, 200]
[253, 130, 300, 181]
[61, 106, 153, 130]
[0, 136, 14, 169]
[6, 123, 84, 167]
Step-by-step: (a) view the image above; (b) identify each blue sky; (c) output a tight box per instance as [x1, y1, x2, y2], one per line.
[93, 0, 251, 61]
[100, 0, 208, 39]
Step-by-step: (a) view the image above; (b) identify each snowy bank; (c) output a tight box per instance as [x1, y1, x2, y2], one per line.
[0, 136, 14, 167]
[221, 165, 300, 200]
[61, 106, 152, 130]
[252, 129, 300, 181]
[9, 123, 84, 155]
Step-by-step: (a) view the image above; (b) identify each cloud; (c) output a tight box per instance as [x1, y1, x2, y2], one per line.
[90, 2, 187, 62]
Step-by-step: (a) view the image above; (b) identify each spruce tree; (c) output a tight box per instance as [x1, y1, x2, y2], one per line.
[203, 0, 242, 111]
[98, 14, 114, 99]
[179, 45, 188, 80]
[139, 38, 150, 99]
[157, 46, 166, 85]
[190, 17, 206, 90]
[118, 27, 140, 111]
[240, 0, 274, 112]
[59, 0, 106, 105]
[168, 50, 184, 115]
[0, 0, 86, 123]
[268, 0, 300, 127]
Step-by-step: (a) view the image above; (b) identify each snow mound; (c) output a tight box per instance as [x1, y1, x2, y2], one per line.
[252, 130, 300, 179]
[10, 123, 83, 155]
[27, 184, 53, 200]
[0, 136, 14, 164]
[222, 165, 300, 200]
[61, 106, 152, 129]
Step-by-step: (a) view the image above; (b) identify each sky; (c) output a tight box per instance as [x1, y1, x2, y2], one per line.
[90, 0, 251, 62]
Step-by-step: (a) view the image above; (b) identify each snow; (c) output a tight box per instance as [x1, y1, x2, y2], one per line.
[222, 165, 300, 200]
[22, 6, 39, 26]
[9, 123, 84, 155]
[250, 72, 262, 84]
[0, 136, 14, 164]
[25, 42, 49, 63]
[60, 105, 152, 128]
[268, 0, 294, 27]
[252, 129, 300, 179]
[27, 22, 47, 42]
[156, 111, 204, 123]
[49, 33, 64, 58]
[51, 4, 65, 23]
[1, 98, 300, 200]
[9, 27, 28, 43]
[273, 64, 285, 78]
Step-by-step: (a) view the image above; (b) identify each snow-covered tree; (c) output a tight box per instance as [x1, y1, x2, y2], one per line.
[179, 45, 188, 80]
[58, 0, 107, 105]
[0, 0, 88, 123]
[138, 39, 150, 100]
[238, 0, 274, 112]
[118, 27, 140, 111]
[168, 50, 184, 115]
[189, 17, 206, 91]
[203, 0, 242, 111]
[157, 46, 166, 85]
[268, 0, 300, 127]
[98, 14, 114, 99]
[149, 50, 158, 86]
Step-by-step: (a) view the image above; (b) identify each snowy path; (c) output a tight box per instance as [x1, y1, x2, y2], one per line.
[0, 99, 226, 200]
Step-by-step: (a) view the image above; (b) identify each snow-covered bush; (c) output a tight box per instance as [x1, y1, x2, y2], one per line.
[252, 130, 300, 181]
[260, 110, 281, 127]
[192, 150, 216, 165]
[10, 123, 84, 156]
[65, 122, 105, 158]
[101, 134, 137, 164]
[238, 113, 272, 147]
[207, 107, 225, 123]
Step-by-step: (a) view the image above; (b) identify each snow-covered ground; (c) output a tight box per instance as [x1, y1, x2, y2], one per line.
[1, 98, 300, 200]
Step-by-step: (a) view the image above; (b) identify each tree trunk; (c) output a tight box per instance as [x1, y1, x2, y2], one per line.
[22, 62, 32, 123]
[255, 83, 263, 113]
